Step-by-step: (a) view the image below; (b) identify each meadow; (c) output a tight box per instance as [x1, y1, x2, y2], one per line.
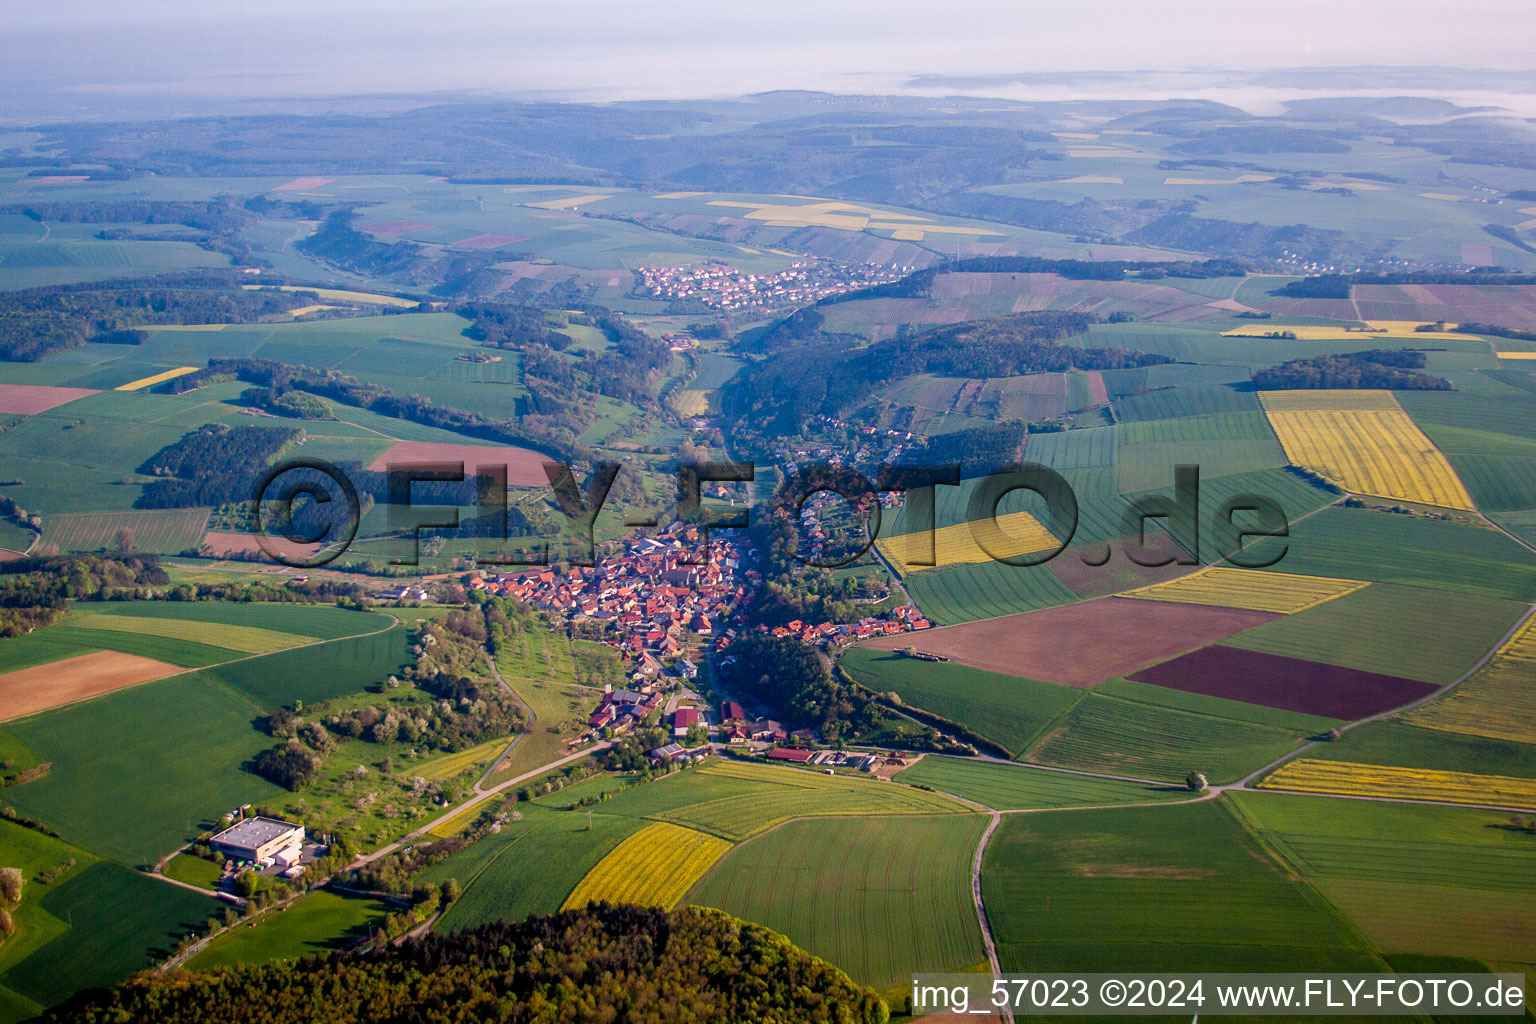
[892, 755, 1187, 810]
[981, 801, 1382, 974]
[187, 891, 394, 970]
[481, 629, 610, 785]
[688, 814, 988, 997]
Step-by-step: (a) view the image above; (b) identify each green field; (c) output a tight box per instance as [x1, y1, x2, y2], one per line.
[840, 648, 1080, 756]
[481, 629, 611, 786]
[1026, 692, 1305, 784]
[81, 600, 390, 640]
[1305, 720, 1536, 779]
[637, 761, 968, 841]
[65, 612, 314, 655]
[688, 814, 988, 997]
[1223, 583, 1528, 684]
[186, 890, 394, 970]
[893, 755, 1189, 809]
[0, 819, 97, 1023]
[981, 801, 1383, 974]
[1255, 507, 1536, 601]
[4, 673, 286, 862]
[0, 862, 214, 1012]
[202, 618, 409, 710]
[900, 559, 1079, 625]
[161, 853, 224, 890]
[428, 808, 643, 930]
[39, 508, 210, 556]
[0, 625, 235, 673]
[1229, 792, 1536, 980]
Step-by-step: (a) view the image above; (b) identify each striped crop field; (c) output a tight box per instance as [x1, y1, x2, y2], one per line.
[1259, 759, 1536, 808]
[1121, 566, 1369, 614]
[562, 822, 733, 910]
[1406, 614, 1536, 744]
[417, 737, 511, 782]
[876, 510, 1056, 574]
[674, 390, 710, 417]
[65, 612, 312, 655]
[1258, 389, 1475, 510]
[115, 366, 200, 392]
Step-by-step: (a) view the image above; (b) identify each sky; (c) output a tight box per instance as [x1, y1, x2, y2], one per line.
[2, 0, 1534, 118]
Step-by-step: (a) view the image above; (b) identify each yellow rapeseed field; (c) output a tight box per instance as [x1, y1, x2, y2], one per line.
[674, 390, 710, 417]
[1259, 759, 1536, 808]
[1496, 351, 1536, 360]
[428, 799, 490, 839]
[876, 510, 1057, 574]
[1258, 389, 1475, 510]
[240, 284, 418, 307]
[1222, 324, 1466, 341]
[1120, 566, 1368, 614]
[1406, 615, 1536, 744]
[116, 366, 200, 392]
[417, 737, 509, 782]
[562, 822, 733, 910]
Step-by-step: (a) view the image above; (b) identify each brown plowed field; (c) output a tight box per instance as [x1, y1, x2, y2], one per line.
[1130, 645, 1437, 719]
[0, 650, 182, 720]
[366, 441, 551, 486]
[0, 384, 99, 414]
[861, 596, 1278, 686]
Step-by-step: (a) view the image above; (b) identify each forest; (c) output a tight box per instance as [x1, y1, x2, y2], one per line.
[729, 310, 1164, 432]
[0, 274, 322, 361]
[718, 632, 887, 742]
[137, 423, 301, 509]
[1252, 349, 1453, 390]
[38, 904, 887, 1024]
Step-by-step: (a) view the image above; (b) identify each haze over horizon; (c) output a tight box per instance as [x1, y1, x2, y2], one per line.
[3, 0, 1536, 121]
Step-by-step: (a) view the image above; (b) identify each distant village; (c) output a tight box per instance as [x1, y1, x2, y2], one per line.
[635, 259, 911, 312]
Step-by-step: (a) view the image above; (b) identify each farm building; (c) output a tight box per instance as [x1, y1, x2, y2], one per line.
[211, 816, 304, 866]
[767, 747, 815, 763]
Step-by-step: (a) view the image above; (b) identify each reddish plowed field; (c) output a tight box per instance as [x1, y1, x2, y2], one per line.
[1129, 645, 1438, 719]
[271, 176, 334, 191]
[861, 596, 1277, 687]
[367, 441, 551, 486]
[0, 384, 98, 414]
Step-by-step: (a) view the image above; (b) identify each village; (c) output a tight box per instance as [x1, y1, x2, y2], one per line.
[634, 259, 910, 312]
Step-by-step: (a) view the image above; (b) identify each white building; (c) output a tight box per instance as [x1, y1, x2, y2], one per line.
[211, 816, 304, 866]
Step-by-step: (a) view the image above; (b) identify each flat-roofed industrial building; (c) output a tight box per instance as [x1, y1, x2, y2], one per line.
[210, 816, 304, 866]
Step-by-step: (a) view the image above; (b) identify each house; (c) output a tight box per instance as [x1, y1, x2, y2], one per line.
[210, 816, 304, 866]
[647, 742, 685, 762]
[675, 659, 698, 680]
[721, 700, 744, 722]
[766, 747, 814, 764]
